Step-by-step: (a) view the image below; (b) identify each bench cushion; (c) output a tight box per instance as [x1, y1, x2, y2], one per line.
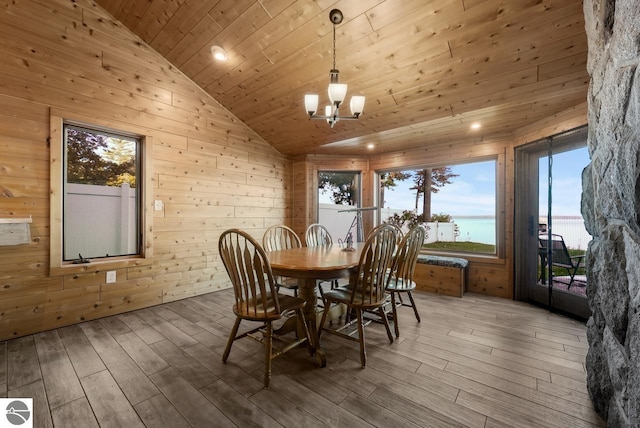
[416, 255, 468, 269]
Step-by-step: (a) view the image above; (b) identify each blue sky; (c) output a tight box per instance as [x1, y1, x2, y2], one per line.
[382, 160, 497, 216]
[382, 146, 590, 217]
[319, 146, 590, 217]
[539, 146, 590, 216]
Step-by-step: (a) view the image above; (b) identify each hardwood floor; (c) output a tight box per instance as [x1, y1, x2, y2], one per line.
[0, 289, 604, 428]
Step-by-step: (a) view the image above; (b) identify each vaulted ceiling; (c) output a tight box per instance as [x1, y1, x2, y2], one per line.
[93, 0, 588, 157]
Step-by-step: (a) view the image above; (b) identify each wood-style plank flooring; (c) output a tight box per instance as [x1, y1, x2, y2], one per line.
[0, 289, 604, 427]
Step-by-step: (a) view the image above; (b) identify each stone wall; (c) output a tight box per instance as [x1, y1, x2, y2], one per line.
[583, 0, 640, 426]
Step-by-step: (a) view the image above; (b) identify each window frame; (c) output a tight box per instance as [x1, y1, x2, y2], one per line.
[316, 170, 363, 241]
[375, 155, 504, 259]
[62, 123, 142, 261]
[49, 111, 154, 276]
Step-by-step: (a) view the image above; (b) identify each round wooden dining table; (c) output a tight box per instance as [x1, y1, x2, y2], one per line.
[266, 243, 364, 366]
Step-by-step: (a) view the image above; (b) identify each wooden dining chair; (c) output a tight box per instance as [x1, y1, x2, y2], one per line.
[304, 224, 339, 297]
[304, 223, 332, 247]
[385, 225, 427, 338]
[218, 229, 311, 388]
[318, 224, 398, 367]
[369, 222, 404, 244]
[262, 225, 302, 296]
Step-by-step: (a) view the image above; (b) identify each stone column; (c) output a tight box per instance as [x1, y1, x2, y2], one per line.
[583, 1, 640, 426]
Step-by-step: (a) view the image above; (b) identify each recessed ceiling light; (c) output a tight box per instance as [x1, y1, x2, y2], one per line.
[210, 45, 228, 62]
[367, 143, 375, 150]
[470, 122, 481, 130]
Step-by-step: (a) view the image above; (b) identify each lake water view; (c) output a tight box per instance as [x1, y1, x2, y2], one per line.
[452, 216, 591, 250]
[454, 217, 496, 245]
[321, 205, 591, 250]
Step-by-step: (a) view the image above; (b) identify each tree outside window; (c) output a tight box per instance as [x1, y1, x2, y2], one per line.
[64, 125, 140, 260]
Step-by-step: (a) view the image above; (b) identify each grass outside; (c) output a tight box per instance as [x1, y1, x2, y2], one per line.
[423, 241, 495, 254]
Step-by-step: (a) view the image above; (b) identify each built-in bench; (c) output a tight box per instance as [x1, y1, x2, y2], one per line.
[414, 255, 468, 297]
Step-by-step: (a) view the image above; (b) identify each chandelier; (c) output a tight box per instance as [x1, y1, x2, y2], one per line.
[304, 9, 365, 128]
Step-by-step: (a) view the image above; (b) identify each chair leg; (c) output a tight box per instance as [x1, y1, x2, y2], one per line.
[264, 321, 273, 389]
[317, 300, 332, 342]
[390, 292, 400, 338]
[222, 317, 241, 363]
[379, 306, 394, 344]
[356, 309, 366, 368]
[295, 308, 313, 355]
[407, 291, 421, 322]
[568, 265, 580, 289]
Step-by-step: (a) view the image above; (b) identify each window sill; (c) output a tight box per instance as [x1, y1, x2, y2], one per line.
[49, 256, 152, 277]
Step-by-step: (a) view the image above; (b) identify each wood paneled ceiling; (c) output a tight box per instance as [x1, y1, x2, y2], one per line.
[94, 0, 588, 157]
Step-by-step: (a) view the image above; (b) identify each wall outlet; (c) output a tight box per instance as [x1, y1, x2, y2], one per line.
[106, 270, 116, 283]
[154, 200, 163, 211]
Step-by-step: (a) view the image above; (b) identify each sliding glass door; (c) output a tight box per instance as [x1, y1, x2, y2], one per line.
[514, 126, 591, 319]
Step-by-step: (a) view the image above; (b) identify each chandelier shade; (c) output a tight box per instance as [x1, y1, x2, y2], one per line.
[328, 83, 347, 105]
[350, 96, 365, 117]
[305, 94, 319, 115]
[304, 9, 365, 128]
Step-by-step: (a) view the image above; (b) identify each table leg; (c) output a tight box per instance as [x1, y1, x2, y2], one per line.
[298, 278, 326, 367]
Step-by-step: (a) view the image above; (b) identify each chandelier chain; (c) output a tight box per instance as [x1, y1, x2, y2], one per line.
[332, 24, 336, 70]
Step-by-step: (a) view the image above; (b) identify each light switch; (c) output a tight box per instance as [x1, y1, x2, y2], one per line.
[106, 271, 116, 283]
[154, 200, 163, 211]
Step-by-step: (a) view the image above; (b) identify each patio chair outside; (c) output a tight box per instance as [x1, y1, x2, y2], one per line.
[538, 233, 585, 288]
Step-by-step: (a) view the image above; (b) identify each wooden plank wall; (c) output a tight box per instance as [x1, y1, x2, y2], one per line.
[414, 263, 467, 298]
[0, 0, 291, 339]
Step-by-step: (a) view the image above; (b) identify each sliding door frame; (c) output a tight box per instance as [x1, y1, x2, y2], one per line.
[514, 126, 590, 319]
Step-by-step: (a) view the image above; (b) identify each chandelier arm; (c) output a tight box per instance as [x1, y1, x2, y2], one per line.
[307, 115, 360, 120]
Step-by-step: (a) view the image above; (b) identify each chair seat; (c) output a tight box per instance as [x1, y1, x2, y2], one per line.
[323, 287, 386, 310]
[234, 294, 306, 321]
[276, 277, 299, 289]
[278, 294, 307, 311]
[386, 277, 416, 292]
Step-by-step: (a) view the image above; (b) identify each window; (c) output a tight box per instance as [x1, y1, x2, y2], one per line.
[378, 160, 497, 255]
[49, 111, 153, 274]
[317, 171, 363, 242]
[63, 124, 141, 260]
